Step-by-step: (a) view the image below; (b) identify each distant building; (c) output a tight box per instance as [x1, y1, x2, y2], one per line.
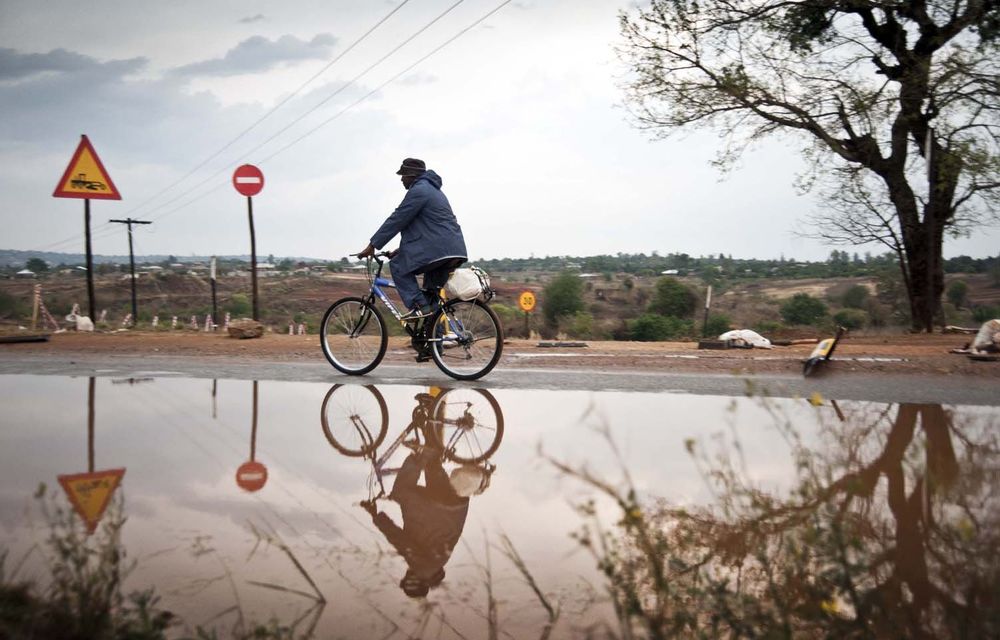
[15, 269, 35, 278]
[661, 269, 679, 275]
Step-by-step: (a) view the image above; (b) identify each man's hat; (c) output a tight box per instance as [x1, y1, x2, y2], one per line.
[396, 158, 426, 176]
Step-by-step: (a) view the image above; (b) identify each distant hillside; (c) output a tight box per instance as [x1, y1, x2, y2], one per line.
[0, 249, 323, 268]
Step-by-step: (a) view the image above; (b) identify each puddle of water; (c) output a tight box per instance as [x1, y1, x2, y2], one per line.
[0, 375, 997, 638]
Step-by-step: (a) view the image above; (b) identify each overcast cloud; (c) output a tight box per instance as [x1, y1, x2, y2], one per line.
[171, 33, 337, 77]
[0, 0, 995, 262]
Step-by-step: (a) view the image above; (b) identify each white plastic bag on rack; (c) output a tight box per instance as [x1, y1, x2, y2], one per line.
[444, 266, 493, 302]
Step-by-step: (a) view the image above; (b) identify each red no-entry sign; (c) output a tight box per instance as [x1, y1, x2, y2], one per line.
[232, 164, 264, 197]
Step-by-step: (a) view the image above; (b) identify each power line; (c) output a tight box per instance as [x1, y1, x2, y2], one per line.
[32, 0, 516, 250]
[140, 0, 473, 226]
[261, 0, 514, 164]
[122, 0, 413, 220]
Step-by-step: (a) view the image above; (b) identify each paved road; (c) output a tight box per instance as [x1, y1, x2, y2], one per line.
[2, 353, 997, 406]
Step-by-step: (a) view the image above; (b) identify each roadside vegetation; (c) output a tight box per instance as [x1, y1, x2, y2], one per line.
[546, 396, 1000, 638]
[1, 252, 998, 341]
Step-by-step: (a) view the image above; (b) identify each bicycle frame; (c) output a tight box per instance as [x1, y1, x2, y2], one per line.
[362, 256, 459, 345]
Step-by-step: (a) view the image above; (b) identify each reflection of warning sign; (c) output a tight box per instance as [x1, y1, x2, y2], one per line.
[53, 135, 122, 200]
[58, 468, 126, 533]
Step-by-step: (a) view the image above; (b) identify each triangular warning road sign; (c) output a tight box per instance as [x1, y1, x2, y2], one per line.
[53, 135, 122, 200]
[58, 468, 126, 534]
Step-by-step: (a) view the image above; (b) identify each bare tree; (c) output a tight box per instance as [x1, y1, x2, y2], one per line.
[619, 0, 1000, 331]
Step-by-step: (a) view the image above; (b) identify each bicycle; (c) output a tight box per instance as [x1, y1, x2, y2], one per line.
[320, 385, 504, 499]
[319, 252, 504, 380]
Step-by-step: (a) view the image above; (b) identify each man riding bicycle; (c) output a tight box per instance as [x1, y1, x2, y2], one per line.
[356, 158, 467, 320]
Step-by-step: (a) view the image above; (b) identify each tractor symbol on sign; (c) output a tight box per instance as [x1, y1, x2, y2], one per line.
[70, 173, 107, 191]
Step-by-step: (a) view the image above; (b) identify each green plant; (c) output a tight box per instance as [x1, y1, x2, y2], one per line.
[753, 319, 783, 335]
[561, 311, 594, 339]
[946, 280, 969, 309]
[225, 293, 251, 317]
[972, 305, 1000, 323]
[780, 293, 828, 326]
[628, 314, 692, 341]
[647, 277, 697, 318]
[702, 313, 732, 337]
[833, 308, 869, 330]
[542, 272, 584, 326]
[0, 290, 30, 321]
[840, 284, 870, 309]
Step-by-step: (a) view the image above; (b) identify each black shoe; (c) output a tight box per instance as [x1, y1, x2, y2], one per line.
[415, 348, 433, 363]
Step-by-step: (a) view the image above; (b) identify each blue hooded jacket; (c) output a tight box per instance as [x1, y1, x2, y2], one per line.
[370, 170, 467, 275]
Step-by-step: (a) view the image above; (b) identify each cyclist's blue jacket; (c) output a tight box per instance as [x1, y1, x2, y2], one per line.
[370, 170, 467, 275]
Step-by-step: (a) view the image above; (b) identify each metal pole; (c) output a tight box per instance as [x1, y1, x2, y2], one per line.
[210, 256, 218, 330]
[110, 218, 150, 326]
[250, 380, 258, 461]
[702, 285, 712, 337]
[87, 377, 95, 473]
[84, 199, 96, 322]
[127, 224, 137, 323]
[247, 197, 259, 321]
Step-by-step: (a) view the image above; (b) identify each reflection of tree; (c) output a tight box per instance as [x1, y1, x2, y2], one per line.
[549, 402, 1000, 638]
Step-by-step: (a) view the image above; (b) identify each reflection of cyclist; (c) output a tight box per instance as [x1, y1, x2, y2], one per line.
[361, 438, 469, 598]
[356, 158, 467, 320]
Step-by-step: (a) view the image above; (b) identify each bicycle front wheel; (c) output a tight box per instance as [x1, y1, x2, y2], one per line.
[320, 384, 388, 456]
[432, 388, 505, 464]
[320, 297, 387, 375]
[428, 300, 503, 380]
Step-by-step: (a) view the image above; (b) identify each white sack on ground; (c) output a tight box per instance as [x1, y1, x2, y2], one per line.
[718, 329, 773, 349]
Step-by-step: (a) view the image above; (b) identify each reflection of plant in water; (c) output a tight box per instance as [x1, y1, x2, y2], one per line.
[0, 488, 320, 639]
[0, 483, 172, 639]
[547, 400, 1000, 639]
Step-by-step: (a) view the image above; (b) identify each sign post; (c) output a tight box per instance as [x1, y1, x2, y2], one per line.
[210, 256, 218, 330]
[57, 377, 126, 534]
[53, 135, 122, 322]
[232, 165, 264, 321]
[518, 290, 536, 338]
[702, 285, 713, 337]
[235, 381, 268, 492]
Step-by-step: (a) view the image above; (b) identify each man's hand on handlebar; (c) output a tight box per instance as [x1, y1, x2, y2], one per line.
[385, 248, 399, 259]
[355, 243, 375, 259]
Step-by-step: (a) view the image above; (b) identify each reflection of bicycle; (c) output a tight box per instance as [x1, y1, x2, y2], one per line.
[320, 385, 504, 497]
[319, 252, 503, 380]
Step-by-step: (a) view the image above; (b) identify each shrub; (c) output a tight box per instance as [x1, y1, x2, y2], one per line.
[560, 311, 595, 339]
[490, 303, 521, 337]
[0, 290, 30, 321]
[629, 314, 693, 341]
[225, 293, 251, 317]
[972, 305, 1000, 323]
[780, 293, 828, 325]
[754, 320, 784, 335]
[703, 313, 732, 337]
[841, 284, 870, 309]
[833, 308, 869, 330]
[946, 280, 969, 309]
[648, 277, 698, 318]
[542, 272, 584, 326]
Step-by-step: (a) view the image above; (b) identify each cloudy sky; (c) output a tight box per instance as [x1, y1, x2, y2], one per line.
[1, 0, 996, 262]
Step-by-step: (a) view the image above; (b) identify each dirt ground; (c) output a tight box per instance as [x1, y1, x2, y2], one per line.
[2, 329, 998, 378]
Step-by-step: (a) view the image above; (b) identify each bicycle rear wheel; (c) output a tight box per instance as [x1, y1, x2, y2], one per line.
[320, 297, 387, 375]
[428, 300, 503, 380]
[320, 384, 388, 456]
[432, 388, 504, 464]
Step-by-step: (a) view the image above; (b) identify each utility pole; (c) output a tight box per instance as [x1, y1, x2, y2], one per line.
[109, 218, 151, 326]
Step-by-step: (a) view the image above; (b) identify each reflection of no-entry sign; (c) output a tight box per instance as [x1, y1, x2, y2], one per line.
[232, 164, 264, 197]
[236, 460, 268, 492]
